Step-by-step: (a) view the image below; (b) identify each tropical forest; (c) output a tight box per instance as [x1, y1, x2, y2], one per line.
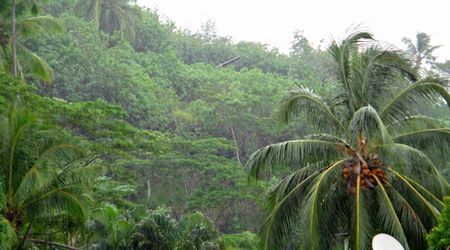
[0, 0, 450, 249]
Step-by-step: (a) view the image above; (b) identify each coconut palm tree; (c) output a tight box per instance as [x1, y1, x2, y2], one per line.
[402, 32, 441, 71]
[86, 203, 132, 250]
[128, 209, 222, 250]
[75, 0, 136, 43]
[129, 209, 180, 250]
[0, 0, 63, 83]
[246, 31, 450, 250]
[0, 190, 17, 249]
[0, 101, 98, 249]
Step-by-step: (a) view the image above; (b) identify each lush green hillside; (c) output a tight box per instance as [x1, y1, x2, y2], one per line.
[0, 0, 449, 249]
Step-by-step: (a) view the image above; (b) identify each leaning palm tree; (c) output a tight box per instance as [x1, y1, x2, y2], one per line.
[246, 31, 450, 250]
[0, 0, 63, 83]
[0, 101, 98, 249]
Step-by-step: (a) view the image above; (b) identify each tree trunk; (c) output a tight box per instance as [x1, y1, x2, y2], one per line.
[68, 232, 78, 247]
[11, 0, 17, 77]
[230, 125, 242, 165]
[19, 220, 34, 249]
[147, 179, 151, 199]
[29, 239, 81, 250]
[344, 237, 349, 250]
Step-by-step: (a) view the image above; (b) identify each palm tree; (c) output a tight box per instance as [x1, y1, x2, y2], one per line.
[86, 203, 132, 249]
[0, 190, 17, 249]
[128, 209, 221, 250]
[0, 0, 63, 83]
[0, 101, 98, 248]
[75, 0, 136, 43]
[129, 210, 179, 250]
[402, 32, 441, 71]
[246, 31, 450, 250]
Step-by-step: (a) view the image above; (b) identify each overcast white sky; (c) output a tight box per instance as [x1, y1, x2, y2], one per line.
[137, 0, 450, 62]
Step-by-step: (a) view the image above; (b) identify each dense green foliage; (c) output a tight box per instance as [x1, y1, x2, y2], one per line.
[427, 197, 450, 250]
[0, 0, 448, 249]
[427, 197, 450, 249]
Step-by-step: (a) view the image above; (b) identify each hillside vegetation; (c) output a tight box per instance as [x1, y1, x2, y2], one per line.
[0, 0, 450, 249]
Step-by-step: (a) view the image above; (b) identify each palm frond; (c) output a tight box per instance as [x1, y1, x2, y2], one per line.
[0, 48, 9, 73]
[402, 175, 445, 209]
[11, 138, 85, 203]
[373, 176, 409, 249]
[380, 80, 450, 125]
[17, 43, 53, 83]
[74, 0, 100, 27]
[52, 163, 101, 190]
[92, 203, 119, 228]
[280, 86, 343, 132]
[386, 187, 427, 249]
[304, 134, 348, 144]
[17, 162, 99, 231]
[16, 15, 63, 37]
[14, 166, 47, 204]
[328, 31, 374, 112]
[393, 128, 450, 158]
[386, 168, 441, 220]
[266, 161, 331, 206]
[19, 164, 98, 207]
[24, 189, 88, 230]
[18, 164, 99, 231]
[376, 143, 443, 196]
[129, 214, 174, 250]
[402, 37, 416, 56]
[351, 176, 372, 250]
[387, 115, 441, 134]
[0, 105, 39, 197]
[300, 161, 343, 249]
[246, 139, 341, 180]
[0, 216, 18, 249]
[368, 49, 417, 81]
[347, 105, 392, 147]
[33, 143, 85, 168]
[362, 49, 417, 108]
[259, 163, 330, 249]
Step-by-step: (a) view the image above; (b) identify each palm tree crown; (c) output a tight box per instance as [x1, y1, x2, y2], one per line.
[402, 32, 441, 71]
[0, 0, 63, 83]
[75, 0, 136, 43]
[246, 31, 450, 250]
[0, 101, 98, 248]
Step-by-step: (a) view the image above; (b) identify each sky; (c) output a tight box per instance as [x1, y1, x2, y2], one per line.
[137, 0, 450, 62]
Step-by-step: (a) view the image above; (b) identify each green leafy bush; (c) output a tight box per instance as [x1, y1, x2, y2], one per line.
[427, 197, 450, 249]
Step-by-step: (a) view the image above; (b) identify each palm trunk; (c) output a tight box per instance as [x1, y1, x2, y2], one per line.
[230, 125, 242, 165]
[11, 0, 18, 77]
[344, 237, 349, 250]
[20, 220, 34, 249]
[147, 179, 151, 199]
[29, 239, 81, 250]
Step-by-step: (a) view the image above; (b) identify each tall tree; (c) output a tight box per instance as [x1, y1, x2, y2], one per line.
[85, 204, 132, 249]
[75, 0, 136, 43]
[246, 31, 450, 249]
[0, 102, 98, 248]
[0, 0, 62, 83]
[11, 0, 17, 77]
[402, 32, 441, 71]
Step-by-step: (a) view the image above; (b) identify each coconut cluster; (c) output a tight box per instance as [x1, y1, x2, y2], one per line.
[341, 154, 387, 193]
